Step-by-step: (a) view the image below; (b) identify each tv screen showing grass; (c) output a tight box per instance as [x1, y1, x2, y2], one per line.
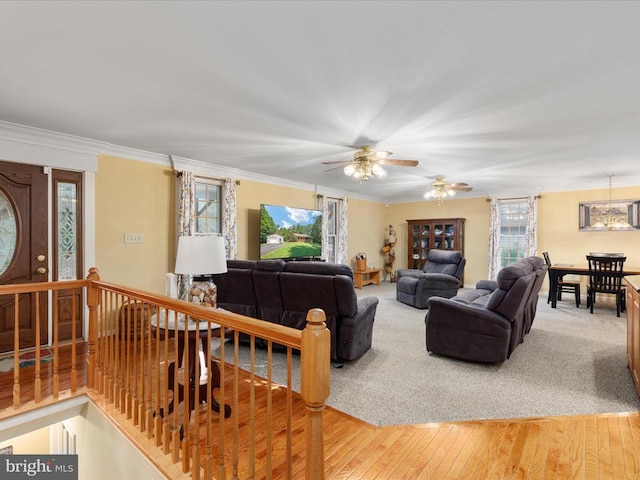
[260, 204, 323, 260]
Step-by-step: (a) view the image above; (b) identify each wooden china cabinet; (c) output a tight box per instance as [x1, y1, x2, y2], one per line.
[406, 218, 465, 270]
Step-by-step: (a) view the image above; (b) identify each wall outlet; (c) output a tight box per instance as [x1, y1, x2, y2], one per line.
[124, 233, 143, 244]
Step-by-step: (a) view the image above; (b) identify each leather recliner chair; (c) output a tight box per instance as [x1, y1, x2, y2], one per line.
[395, 249, 466, 309]
[425, 259, 537, 363]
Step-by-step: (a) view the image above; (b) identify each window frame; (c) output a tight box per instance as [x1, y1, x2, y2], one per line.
[193, 176, 223, 235]
[499, 199, 528, 268]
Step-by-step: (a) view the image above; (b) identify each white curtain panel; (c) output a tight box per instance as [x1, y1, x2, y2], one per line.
[337, 198, 348, 265]
[223, 178, 237, 260]
[317, 194, 330, 261]
[487, 197, 501, 280]
[525, 195, 538, 257]
[176, 170, 194, 299]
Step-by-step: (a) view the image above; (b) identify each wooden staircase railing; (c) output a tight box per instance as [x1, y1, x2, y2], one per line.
[0, 267, 330, 479]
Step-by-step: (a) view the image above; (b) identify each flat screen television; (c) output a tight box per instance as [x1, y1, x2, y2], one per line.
[259, 204, 323, 260]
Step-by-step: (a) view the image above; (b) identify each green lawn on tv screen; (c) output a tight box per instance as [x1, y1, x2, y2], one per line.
[261, 242, 322, 259]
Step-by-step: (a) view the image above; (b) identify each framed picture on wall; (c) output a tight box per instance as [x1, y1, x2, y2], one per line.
[579, 199, 640, 231]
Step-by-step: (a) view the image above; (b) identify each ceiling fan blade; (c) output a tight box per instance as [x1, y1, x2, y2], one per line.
[321, 160, 355, 165]
[371, 150, 392, 159]
[450, 183, 473, 191]
[379, 159, 419, 167]
[324, 165, 350, 172]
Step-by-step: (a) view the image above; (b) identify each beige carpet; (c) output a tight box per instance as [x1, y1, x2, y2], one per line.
[219, 281, 640, 427]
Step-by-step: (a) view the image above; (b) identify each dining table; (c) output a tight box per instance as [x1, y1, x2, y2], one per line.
[548, 263, 640, 308]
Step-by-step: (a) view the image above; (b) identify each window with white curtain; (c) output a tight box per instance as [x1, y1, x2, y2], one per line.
[194, 177, 222, 235]
[325, 199, 338, 263]
[499, 199, 528, 267]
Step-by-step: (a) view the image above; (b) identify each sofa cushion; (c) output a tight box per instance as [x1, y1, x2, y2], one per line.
[283, 260, 354, 279]
[255, 259, 286, 271]
[213, 264, 258, 318]
[451, 288, 494, 305]
[252, 263, 285, 325]
[423, 250, 463, 277]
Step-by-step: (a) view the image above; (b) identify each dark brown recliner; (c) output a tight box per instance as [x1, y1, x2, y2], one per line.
[425, 259, 536, 363]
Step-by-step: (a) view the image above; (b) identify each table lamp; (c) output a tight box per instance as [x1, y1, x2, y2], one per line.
[174, 235, 228, 308]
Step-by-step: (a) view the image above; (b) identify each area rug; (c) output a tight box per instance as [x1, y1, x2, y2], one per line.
[0, 348, 54, 373]
[217, 281, 640, 427]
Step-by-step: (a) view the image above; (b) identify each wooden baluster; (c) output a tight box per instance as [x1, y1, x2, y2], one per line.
[133, 301, 140, 426]
[217, 325, 227, 479]
[145, 302, 155, 439]
[232, 330, 240, 479]
[13, 293, 21, 410]
[180, 312, 190, 473]
[192, 316, 201, 480]
[71, 287, 77, 392]
[34, 291, 42, 403]
[266, 340, 273, 478]
[204, 327, 213, 479]
[52, 290, 59, 399]
[161, 307, 171, 453]
[249, 335, 256, 478]
[171, 308, 181, 464]
[286, 347, 293, 480]
[86, 267, 100, 390]
[301, 308, 330, 480]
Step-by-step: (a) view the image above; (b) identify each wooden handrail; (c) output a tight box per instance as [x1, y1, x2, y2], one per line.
[1, 268, 331, 478]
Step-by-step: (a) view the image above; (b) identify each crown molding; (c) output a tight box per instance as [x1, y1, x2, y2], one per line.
[102, 144, 170, 165]
[0, 120, 109, 155]
[169, 154, 377, 201]
[0, 120, 380, 202]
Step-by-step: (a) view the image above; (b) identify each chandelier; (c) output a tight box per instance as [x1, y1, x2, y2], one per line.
[343, 159, 387, 182]
[423, 178, 456, 205]
[591, 175, 632, 230]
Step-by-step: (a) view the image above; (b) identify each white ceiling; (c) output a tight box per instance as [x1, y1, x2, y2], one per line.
[1, 1, 640, 202]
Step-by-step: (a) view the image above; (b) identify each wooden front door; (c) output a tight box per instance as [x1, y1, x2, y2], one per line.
[0, 161, 48, 353]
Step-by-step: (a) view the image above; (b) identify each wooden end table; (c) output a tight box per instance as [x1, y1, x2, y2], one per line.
[151, 310, 231, 422]
[353, 268, 381, 289]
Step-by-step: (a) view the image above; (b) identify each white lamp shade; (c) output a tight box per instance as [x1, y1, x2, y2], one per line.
[174, 235, 228, 276]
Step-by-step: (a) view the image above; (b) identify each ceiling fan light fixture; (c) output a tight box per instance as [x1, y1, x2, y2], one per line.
[371, 163, 386, 177]
[344, 164, 357, 176]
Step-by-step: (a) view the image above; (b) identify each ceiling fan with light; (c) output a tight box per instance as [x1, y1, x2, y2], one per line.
[424, 176, 473, 204]
[322, 145, 419, 182]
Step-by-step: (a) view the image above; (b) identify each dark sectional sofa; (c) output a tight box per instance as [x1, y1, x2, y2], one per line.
[211, 260, 379, 361]
[425, 256, 547, 363]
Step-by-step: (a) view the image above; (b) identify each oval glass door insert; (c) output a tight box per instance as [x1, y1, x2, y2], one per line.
[0, 189, 17, 276]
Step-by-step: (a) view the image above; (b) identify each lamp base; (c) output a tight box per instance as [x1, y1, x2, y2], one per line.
[186, 275, 217, 308]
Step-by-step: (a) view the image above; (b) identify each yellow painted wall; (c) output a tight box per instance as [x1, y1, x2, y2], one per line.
[385, 197, 490, 286]
[537, 186, 640, 292]
[345, 198, 387, 272]
[95, 156, 174, 293]
[93, 155, 640, 295]
[234, 180, 320, 260]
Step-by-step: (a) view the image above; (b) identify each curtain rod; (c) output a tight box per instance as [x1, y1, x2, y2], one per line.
[486, 195, 542, 202]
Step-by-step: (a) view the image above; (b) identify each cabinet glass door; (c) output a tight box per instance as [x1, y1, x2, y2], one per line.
[411, 224, 421, 268]
[444, 223, 455, 249]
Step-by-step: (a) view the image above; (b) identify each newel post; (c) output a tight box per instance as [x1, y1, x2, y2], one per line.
[86, 267, 100, 389]
[301, 308, 331, 480]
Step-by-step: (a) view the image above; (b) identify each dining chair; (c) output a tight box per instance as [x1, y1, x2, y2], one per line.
[542, 252, 581, 307]
[586, 254, 626, 317]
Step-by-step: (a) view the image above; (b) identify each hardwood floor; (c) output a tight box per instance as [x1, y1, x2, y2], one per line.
[2, 343, 640, 479]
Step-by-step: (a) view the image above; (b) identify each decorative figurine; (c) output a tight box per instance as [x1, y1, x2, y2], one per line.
[381, 225, 397, 282]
